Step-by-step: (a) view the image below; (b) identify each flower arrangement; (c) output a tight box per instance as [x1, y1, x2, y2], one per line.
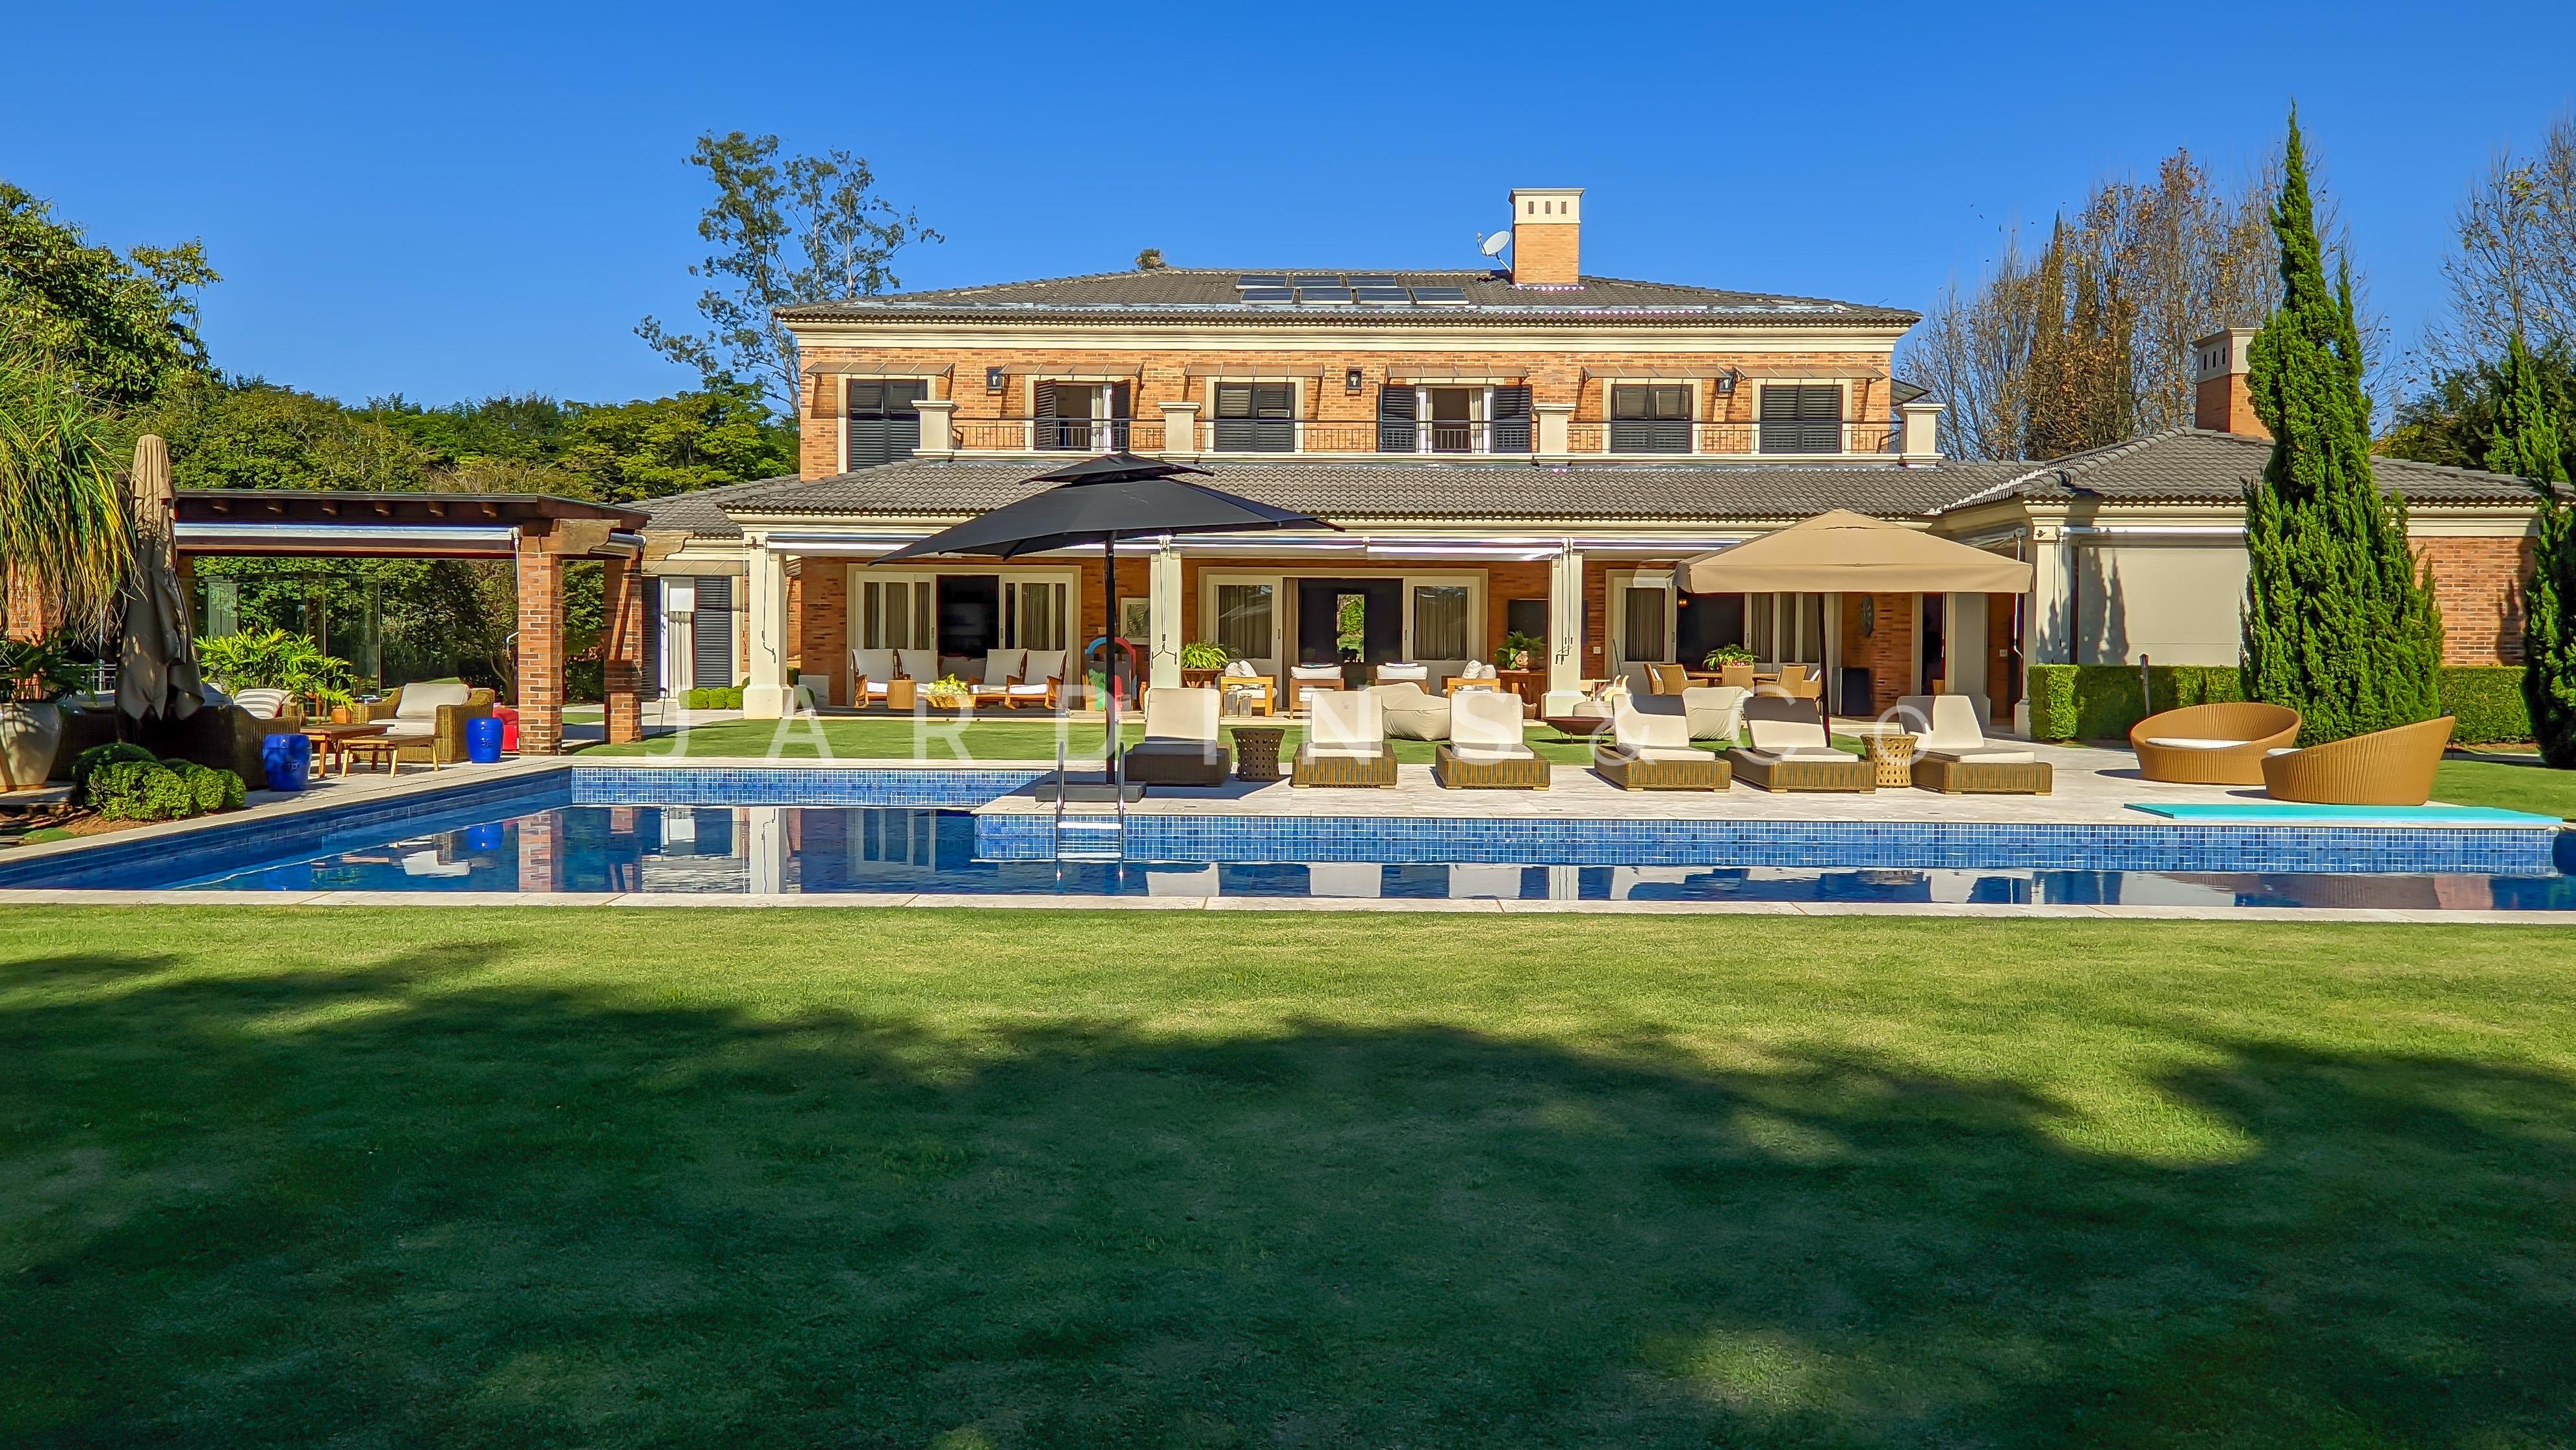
[1703, 645, 1757, 668]
[920, 674, 976, 707]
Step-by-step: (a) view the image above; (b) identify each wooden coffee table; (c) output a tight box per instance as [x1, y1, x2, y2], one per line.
[340, 737, 405, 776]
[301, 722, 390, 778]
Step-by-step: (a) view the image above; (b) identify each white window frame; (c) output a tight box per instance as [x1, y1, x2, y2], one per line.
[1607, 568, 1677, 666]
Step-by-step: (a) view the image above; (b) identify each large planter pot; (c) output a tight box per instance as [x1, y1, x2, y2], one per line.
[0, 701, 66, 791]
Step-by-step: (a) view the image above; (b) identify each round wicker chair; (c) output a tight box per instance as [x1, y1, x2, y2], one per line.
[2261, 716, 2457, 806]
[2129, 702, 2302, 785]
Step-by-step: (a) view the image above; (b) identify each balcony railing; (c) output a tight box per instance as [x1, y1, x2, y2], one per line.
[952, 417, 1164, 453]
[1273, 420, 1533, 455]
[1568, 420, 1898, 457]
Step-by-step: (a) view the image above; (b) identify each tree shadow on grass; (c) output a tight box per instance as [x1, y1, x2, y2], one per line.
[1, 947, 2571, 1448]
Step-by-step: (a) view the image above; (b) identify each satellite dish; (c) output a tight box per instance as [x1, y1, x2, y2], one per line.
[1479, 229, 1513, 258]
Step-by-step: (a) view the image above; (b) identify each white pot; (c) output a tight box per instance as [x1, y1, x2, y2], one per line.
[0, 701, 65, 792]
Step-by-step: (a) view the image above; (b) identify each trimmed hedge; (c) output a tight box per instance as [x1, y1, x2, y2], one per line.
[685, 686, 745, 709]
[73, 744, 247, 822]
[2026, 661, 2532, 744]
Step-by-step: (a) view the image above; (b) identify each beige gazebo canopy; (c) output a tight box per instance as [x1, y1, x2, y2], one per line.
[1683, 509, 2031, 594]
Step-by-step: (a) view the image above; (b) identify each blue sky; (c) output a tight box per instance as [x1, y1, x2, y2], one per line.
[8, 0, 2573, 408]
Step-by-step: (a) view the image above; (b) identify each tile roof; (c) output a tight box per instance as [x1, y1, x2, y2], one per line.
[1939, 427, 2557, 511]
[638, 431, 2554, 541]
[776, 268, 1918, 328]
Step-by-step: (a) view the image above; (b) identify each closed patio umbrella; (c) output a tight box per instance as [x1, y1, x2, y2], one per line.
[116, 435, 205, 722]
[873, 453, 1333, 792]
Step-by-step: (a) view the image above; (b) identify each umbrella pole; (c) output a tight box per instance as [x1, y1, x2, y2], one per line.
[1103, 533, 1118, 787]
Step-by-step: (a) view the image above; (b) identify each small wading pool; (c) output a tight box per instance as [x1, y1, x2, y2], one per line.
[167, 804, 2576, 911]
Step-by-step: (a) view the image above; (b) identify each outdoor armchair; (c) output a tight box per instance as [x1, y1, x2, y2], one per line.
[2130, 702, 2301, 785]
[849, 647, 899, 706]
[2261, 715, 2456, 806]
[1217, 659, 1275, 717]
[1289, 664, 1344, 715]
[999, 648, 1067, 710]
[1123, 686, 1231, 787]
[351, 681, 494, 768]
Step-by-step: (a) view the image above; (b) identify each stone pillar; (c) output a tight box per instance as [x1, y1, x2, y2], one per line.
[1945, 592, 1989, 711]
[1159, 400, 1200, 459]
[1900, 400, 1943, 463]
[1533, 401, 1575, 463]
[515, 809, 560, 891]
[1545, 545, 1586, 699]
[913, 399, 957, 460]
[514, 546, 565, 756]
[1148, 541, 1184, 689]
[742, 539, 791, 720]
[603, 555, 645, 744]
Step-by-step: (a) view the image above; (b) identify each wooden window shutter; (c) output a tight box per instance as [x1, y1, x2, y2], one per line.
[1376, 383, 1416, 453]
[1490, 385, 1532, 453]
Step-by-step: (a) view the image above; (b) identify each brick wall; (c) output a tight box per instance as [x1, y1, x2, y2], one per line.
[797, 344, 1895, 479]
[2194, 373, 2268, 439]
[1512, 225, 1579, 286]
[1839, 592, 1915, 718]
[2415, 534, 2534, 665]
[513, 550, 564, 755]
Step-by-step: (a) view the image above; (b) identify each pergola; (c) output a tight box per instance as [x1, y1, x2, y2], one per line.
[172, 490, 653, 753]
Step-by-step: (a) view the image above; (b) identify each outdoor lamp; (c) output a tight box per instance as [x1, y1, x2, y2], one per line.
[1345, 367, 1364, 392]
[986, 366, 1007, 392]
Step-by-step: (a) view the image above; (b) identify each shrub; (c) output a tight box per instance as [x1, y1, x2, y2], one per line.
[2026, 664, 2244, 741]
[178, 763, 246, 813]
[1180, 641, 1232, 670]
[565, 659, 604, 703]
[683, 686, 745, 709]
[198, 628, 358, 708]
[71, 742, 155, 800]
[1496, 631, 1544, 669]
[2442, 666, 2532, 744]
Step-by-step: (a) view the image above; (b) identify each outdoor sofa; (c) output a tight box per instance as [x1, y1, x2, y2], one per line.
[350, 681, 494, 768]
[2130, 702, 2302, 785]
[1292, 689, 1397, 787]
[2261, 715, 2456, 806]
[1122, 687, 1231, 787]
[1433, 689, 1549, 789]
[1728, 696, 1872, 792]
[1895, 694, 2051, 794]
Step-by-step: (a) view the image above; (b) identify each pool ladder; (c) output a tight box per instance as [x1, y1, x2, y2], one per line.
[1050, 737, 1127, 862]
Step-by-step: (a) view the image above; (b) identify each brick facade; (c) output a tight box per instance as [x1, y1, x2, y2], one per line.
[2416, 534, 2535, 665]
[1839, 592, 1916, 719]
[797, 346, 1896, 479]
[602, 555, 644, 744]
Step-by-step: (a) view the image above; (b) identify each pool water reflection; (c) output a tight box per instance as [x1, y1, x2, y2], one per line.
[181, 806, 2576, 910]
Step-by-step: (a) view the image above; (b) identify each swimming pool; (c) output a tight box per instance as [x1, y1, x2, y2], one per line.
[3, 767, 2567, 909]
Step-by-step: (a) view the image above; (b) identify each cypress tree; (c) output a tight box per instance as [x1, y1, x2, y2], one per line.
[2491, 332, 2576, 765]
[2239, 114, 2445, 743]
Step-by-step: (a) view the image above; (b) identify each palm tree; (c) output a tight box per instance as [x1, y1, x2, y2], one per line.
[0, 357, 130, 636]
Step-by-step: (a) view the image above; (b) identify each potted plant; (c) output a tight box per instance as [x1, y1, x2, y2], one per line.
[197, 628, 358, 712]
[1494, 631, 1544, 672]
[0, 634, 83, 791]
[1703, 644, 1757, 669]
[1179, 640, 1232, 687]
[919, 674, 976, 709]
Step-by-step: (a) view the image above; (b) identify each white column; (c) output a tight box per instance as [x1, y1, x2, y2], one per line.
[742, 537, 791, 720]
[2017, 518, 2069, 735]
[1148, 541, 1183, 690]
[1900, 400, 1943, 463]
[1544, 544, 1586, 700]
[745, 806, 785, 895]
[913, 398, 956, 460]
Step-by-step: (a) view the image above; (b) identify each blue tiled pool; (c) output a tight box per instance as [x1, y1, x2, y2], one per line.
[0, 769, 2565, 909]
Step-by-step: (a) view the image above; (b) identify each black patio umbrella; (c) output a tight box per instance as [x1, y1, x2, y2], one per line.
[873, 453, 1334, 787]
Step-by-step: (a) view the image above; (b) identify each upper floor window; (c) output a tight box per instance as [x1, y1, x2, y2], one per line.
[1035, 381, 1131, 452]
[1757, 384, 1843, 454]
[1214, 383, 1295, 453]
[1609, 385, 1692, 453]
[1375, 385, 1531, 455]
[844, 379, 926, 470]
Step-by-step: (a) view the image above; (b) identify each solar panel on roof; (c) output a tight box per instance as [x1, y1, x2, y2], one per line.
[1345, 274, 1397, 286]
[1290, 274, 1342, 288]
[1238, 286, 1295, 304]
[1296, 286, 1353, 304]
[1409, 285, 1470, 305]
[1235, 274, 1286, 288]
[1352, 285, 1411, 304]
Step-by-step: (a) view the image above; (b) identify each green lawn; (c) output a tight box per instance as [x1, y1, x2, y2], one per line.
[4, 909, 2572, 1447]
[2436, 756, 2576, 818]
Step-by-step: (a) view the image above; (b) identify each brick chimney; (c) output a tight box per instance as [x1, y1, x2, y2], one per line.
[2191, 327, 2267, 439]
[1508, 187, 1582, 288]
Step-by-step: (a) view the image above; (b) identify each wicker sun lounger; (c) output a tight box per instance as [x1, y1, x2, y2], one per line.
[1592, 699, 1729, 791]
[2130, 702, 2301, 785]
[1726, 696, 1870, 793]
[1433, 691, 1550, 789]
[1292, 689, 1398, 787]
[1894, 694, 2052, 794]
[2261, 715, 2456, 805]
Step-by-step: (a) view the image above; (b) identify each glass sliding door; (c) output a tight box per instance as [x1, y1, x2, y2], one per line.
[1004, 579, 1068, 650]
[1214, 581, 1278, 674]
[859, 577, 934, 650]
[1408, 583, 1470, 663]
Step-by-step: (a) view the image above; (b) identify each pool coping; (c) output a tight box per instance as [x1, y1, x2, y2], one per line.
[0, 887, 2564, 924]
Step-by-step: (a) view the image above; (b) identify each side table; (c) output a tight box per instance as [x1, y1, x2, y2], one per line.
[1231, 725, 1288, 782]
[885, 678, 917, 711]
[1863, 732, 1919, 789]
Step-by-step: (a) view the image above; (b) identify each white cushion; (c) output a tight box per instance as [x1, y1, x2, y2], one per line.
[1450, 742, 1534, 763]
[1023, 649, 1066, 683]
[980, 648, 1025, 686]
[1745, 700, 1830, 753]
[1632, 746, 1709, 763]
[1308, 689, 1384, 750]
[396, 681, 471, 719]
[851, 647, 896, 683]
[859, 680, 894, 697]
[2145, 736, 2255, 750]
[1377, 662, 1428, 681]
[897, 649, 937, 683]
[1005, 682, 1052, 696]
[1305, 743, 1386, 761]
[1221, 659, 1261, 678]
[380, 720, 436, 739]
[1925, 746, 2036, 765]
[1614, 700, 1694, 753]
[1142, 687, 1221, 742]
[1450, 690, 1525, 754]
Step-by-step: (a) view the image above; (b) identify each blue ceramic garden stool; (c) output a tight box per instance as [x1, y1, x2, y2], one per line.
[465, 715, 504, 765]
[260, 732, 312, 793]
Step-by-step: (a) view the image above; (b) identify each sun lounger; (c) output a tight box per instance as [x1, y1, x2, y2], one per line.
[1292, 689, 1396, 787]
[1123, 687, 1231, 787]
[1895, 694, 2051, 794]
[1594, 698, 1730, 791]
[1435, 689, 1550, 789]
[2130, 702, 2301, 785]
[1728, 696, 1871, 792]
[1679, 685, 1746, 742]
